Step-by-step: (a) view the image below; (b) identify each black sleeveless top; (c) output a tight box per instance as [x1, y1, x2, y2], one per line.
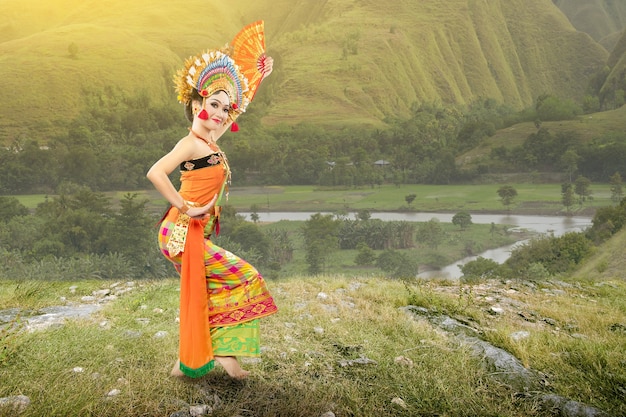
[179, 152, 225, 171]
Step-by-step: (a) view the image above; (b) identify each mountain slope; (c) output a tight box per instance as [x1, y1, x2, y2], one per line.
[552, 0, 626, 48]
[266, 0, 608, 126]
[0, 0, 608, 142]
[571, 226, 626, 282]
[598, 29, 626, 107]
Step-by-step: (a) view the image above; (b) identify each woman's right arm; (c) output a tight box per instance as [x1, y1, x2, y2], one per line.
[146, 138, 193, 210]
[146, 139, 217, 218]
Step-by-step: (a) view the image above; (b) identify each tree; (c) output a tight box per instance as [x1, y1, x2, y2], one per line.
[574, 176, 592, 206]
[560, 149, 579, 183]
[460, 257, 501, 282]
[405, 193, 417, 206]
[561, 183, 575, 214]
[264, 228, 294, 266]
[250, 204, 260, 223]
[497, 185, 517, 211]
[302, 213, 339, 274]
[416, 218, 444, 249]
[230, 222, 270, 260]
[505, 232, 593, 277]
[0, 196, 29, 221]
[452, 211, 472, 230]
[356, 209, 371, 222]
[375, 249, 418, 278]
[354, 242, 375, 266]
[535, 94, 582, 121]
[609, 172, 623, 204]
[586, 199, 626, 244]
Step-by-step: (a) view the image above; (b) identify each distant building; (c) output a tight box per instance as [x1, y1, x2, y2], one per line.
[373, 160, 390, 168]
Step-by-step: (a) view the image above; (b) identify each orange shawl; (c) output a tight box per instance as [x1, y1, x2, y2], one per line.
[174, 158, 227, 377]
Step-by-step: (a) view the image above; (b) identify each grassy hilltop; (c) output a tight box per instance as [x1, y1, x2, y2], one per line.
[1, 231, 625, 416]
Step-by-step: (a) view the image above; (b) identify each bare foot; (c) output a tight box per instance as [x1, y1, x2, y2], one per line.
[170, 359, 184, 377]
[215, 356, 250, 379]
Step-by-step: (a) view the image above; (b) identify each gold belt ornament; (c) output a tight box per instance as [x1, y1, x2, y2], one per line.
[167, 202, 199, 256]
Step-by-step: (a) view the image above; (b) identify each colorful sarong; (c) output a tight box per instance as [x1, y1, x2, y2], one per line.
[157, 153, 277, 377]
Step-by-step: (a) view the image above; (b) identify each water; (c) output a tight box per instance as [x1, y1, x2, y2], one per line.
[240, 211, 593, 279]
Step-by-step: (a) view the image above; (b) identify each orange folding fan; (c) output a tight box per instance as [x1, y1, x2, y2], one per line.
[231, 20, 267, 102]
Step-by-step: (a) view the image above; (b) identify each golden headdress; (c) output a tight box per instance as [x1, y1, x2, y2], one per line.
[174, 21, 267, 123]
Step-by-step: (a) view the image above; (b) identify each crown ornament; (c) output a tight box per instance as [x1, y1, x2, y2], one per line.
[173, 21, 267, 123]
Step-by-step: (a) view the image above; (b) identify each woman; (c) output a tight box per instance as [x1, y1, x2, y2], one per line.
[147, 23, 277, 379]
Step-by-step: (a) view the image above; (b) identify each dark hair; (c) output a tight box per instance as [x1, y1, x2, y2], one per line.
[184, 89, 203, 123]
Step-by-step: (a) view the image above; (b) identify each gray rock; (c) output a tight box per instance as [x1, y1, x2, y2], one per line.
[489, 306, 505, 315]
[543, 317, 558, 326]
[394, 356, 414, 367]
[106, 389, 121, 397]
[391, 397, 407, 408]
[123, 330, 142, 339]
[25, 304, 102, 331]
[510, 331, 530, 341]
[402, 305, 611, 416]
[189, 404, 212, 416]
[539, 394, 610, 417]
[338, 355, 377, 367]
[348, 282, 365, 291]
[401, 305, 429, 316]
[0, 308, 22, 323]
[0, 395, 30, 413]
[169, 411, 191, 417]
[465, 336, 541, 391]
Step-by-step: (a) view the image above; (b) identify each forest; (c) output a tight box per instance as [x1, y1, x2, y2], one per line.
[2, 86, 626, 283]
[2, 87, 625, 196]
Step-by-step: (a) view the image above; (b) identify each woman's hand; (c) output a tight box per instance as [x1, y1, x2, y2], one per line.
[185, 194, 218, 220]
[261, 56, 274, 78]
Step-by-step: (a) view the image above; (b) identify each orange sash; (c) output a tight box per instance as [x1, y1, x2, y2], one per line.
[178, 216, 215, 377]
[172, 153, 228, 377]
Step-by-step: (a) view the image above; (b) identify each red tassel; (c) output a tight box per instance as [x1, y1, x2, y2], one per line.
[230, 122, 239, 132]
[198, 109, 208, 120]
[215, 219, 220, 236]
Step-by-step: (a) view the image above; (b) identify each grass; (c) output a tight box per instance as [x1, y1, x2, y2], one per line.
[0, 273, 624, 417]
[14, 182, 615, 216]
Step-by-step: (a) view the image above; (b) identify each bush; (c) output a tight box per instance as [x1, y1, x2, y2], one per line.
[505, 232, 593, 278]
[376, 249, 418, 278]
[460, 257, 501, 283]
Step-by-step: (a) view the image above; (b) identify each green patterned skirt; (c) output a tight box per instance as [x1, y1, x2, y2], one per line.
[210, 319, 260, 356]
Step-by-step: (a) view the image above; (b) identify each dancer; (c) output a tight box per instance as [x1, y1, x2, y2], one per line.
[147, 21, 277, 379]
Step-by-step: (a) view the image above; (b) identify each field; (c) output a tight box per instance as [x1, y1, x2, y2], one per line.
[15, 183, 615, 216]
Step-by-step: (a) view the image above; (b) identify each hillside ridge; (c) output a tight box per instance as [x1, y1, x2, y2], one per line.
[0, 0, 611, 142]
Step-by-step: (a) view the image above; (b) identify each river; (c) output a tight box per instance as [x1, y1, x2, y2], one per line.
[239, 211, 593, 279]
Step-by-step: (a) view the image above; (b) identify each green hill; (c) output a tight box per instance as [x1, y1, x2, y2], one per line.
[0, 0, 609, 143]
[572, 225, 626, 282]
[552, 0, 626, 47]
[457, 104, 626, 171]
